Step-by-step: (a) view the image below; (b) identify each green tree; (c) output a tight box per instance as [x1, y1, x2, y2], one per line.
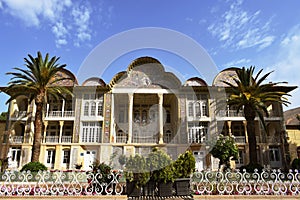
[0, 112, 7, 120]
[4, 52, 72, 162]
[210, 134, 239, 171]
[223, 67, 290, 165]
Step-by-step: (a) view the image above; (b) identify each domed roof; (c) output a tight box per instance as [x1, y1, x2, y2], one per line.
[50, 68, 78, 86]
[82, 77, 106, 86]
[184, 77, 207, 86]
[213, 67, 239, 87]
[109, 71, 127, 88]
[127, 56, 162, 72]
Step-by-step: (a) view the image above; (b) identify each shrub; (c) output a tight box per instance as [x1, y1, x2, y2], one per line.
[125, 154, 150, 188]
[148, 148, 175, 183]
[174, 151, 195, 178]
[20, 162, 47, 172]
[90, 161, 112, 184]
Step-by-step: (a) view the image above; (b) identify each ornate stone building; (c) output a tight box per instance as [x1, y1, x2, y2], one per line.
[0, 57, 296, 171]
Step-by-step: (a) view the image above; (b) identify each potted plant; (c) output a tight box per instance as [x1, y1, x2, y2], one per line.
[149, 148, 175, 197]
[173, 151, 196, 196]
[124, 154, 150, 197]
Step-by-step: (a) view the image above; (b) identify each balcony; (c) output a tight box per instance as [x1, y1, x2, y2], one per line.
[116, 135, 127, 143]
[234, 136, 246, 143]
[132, 136, 157, 143]
[163, 135, 177, 144]
[218, 109, 244, 118]
[44, 136, 72, 143]
[11, 111, 27, 119]
[10, 136, 24, 144]
[188, 136, 206, 144]
[46, 111, 75, 119]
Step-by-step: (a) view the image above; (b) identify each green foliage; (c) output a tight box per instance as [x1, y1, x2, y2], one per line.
[209, 134, 239, 171]
[0, 112, 7, 120]
[148, 148, 175, 183]
[20, 161, 47, 172]
[174, 151, 196, 178]
[291, 158, 300, 170]
[118, 154, 126, 166]
[125, 154, 150, 188]
[90, 161, 112, 183]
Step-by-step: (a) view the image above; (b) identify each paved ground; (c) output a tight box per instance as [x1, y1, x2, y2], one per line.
[1, 195, 300, 200]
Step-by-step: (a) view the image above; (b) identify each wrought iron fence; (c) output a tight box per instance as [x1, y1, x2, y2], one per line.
[0, 170, 124, 196]
[192, 169, 300, 195]
[0, 169, 300, 196]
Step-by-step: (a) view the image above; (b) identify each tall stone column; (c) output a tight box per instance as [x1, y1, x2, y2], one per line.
[158, 93, 164, 144]
[227, 121, 232, 136]
[62, 99, 65, 117]
[43, 121, 48, 143]
[127, 93, 133, 144]
[59, 121, 64, 143]
[243, 120, 249, 165]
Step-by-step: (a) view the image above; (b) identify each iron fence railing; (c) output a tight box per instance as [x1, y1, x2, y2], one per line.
[0, 169, 300, 196]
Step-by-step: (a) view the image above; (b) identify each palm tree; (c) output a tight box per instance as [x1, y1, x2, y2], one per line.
[223, 66, 290, 165]
[4, 52, 73, 162]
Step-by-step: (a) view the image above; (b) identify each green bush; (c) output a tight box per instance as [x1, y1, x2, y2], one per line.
[90, 161, 112, 183]
[174, 151, 195, 178]
[20, 162, 47, 172]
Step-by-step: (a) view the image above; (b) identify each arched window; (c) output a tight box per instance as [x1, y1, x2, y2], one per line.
[188, 102, 193, 117]
[97, 102, 103, 116]
[166, 110, 171, 123]
[90, 102, 96, 116]
[84, 102, 89, 116]
[195, 102, 201, 117]
[142, 110, 147, 123]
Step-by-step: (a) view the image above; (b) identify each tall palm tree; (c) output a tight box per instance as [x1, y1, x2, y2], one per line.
[223, 66, 290, 165]
[4, 52, 73, 162]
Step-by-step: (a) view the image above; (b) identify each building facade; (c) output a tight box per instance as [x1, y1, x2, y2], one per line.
[0, 57, 296, 171]
[284, 107, 300, 162]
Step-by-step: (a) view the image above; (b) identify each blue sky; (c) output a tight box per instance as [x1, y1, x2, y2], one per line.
[0, 0, 300, 112]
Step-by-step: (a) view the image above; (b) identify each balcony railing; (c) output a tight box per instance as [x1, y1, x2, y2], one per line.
[234, 136, 246, 143]
[188, 136, 206, 144]
[218, 110, 244, 117]
[116, 136, 127, 143]
[45, 136, 59, 143]
[10, 136, 23, 144]
[44, 136, 72, 143]
[61, 136, 72, 143]
[163, 135, 177, 144]
[46, 111, 75, 118]
[11, 111, 27, 118]
[132, 136, 157, 143]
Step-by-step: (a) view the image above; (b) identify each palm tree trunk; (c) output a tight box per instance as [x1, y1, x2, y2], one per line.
[246, 119, 258, 165]
[244, 105, 258, 165]
[31, 102, 43, 162]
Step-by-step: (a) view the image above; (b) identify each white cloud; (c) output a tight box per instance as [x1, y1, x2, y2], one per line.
[52, 22, 68, 47]
[208, 0, 275, 51]
[0, 0, 97, 48]
[268, 25, 300, 110]
[71, 5, 92, 46]
[223, 58, 251, 68]
[0, 0, 72, 27]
